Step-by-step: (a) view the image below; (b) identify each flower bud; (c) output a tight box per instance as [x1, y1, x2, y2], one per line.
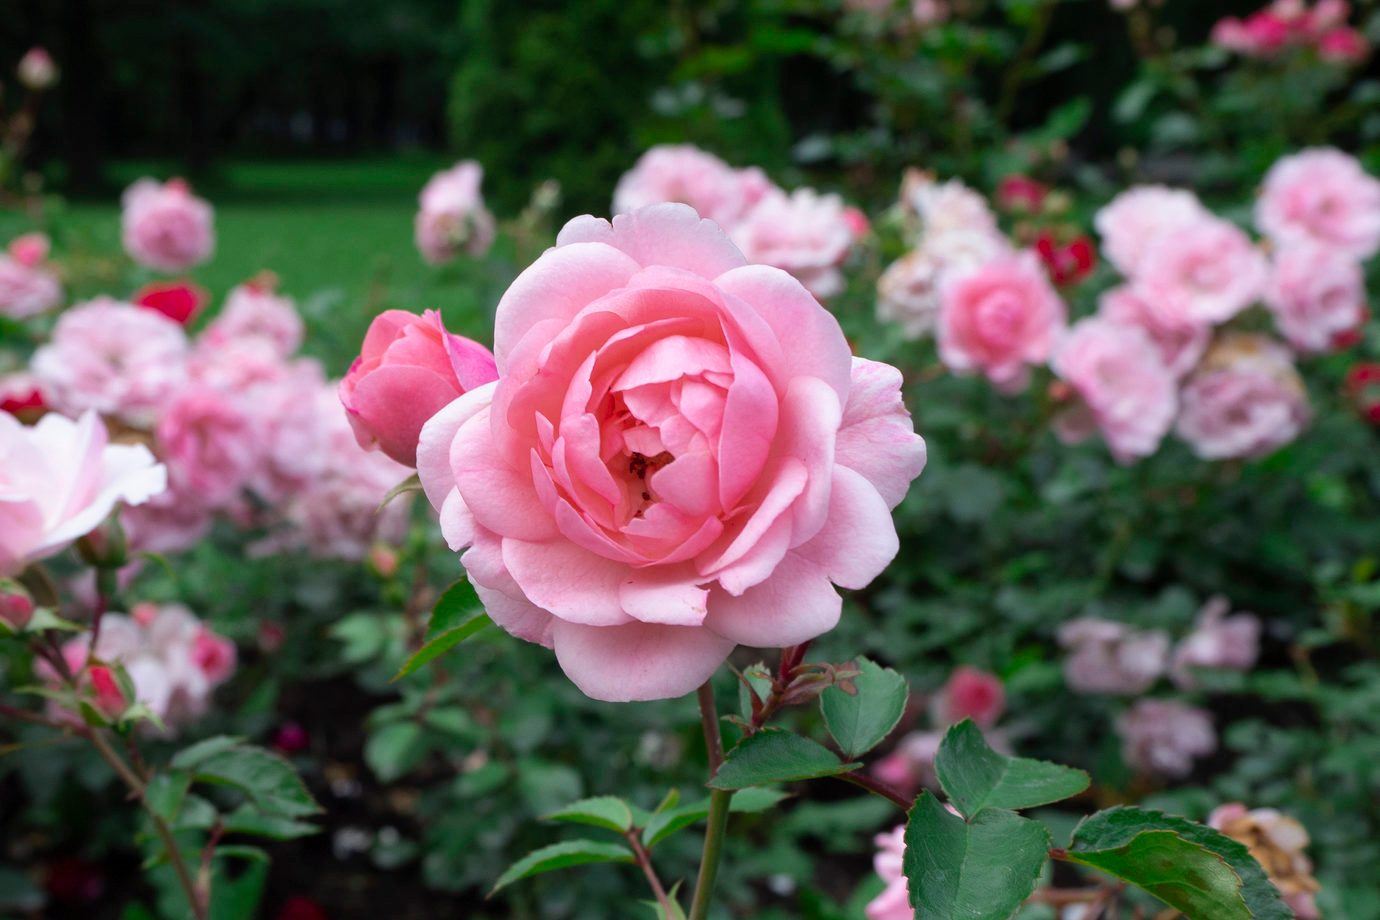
[368, 544, 400, 579]
[87, 665, 128, 719]
[17, 48, 57, 91]
[0, 580, 35, 631]
[76, 515, 129, 570]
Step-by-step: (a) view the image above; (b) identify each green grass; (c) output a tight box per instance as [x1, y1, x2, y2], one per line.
[0, 158, 527, 374]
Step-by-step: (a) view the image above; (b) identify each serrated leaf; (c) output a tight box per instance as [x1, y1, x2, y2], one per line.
[428, 579, 482, 637]
[820, 657, 908, 758]
[219, 805, 318, 841]
[189, 744, 321, 819]
[708, 730, 859, 790]
[1066, 807, 1292, 920]
[641, 787, 790, 847]
[903, 792, 1050, 920]
[392, 611, 491, 681]
[544, 796, 634, 833]
[489, 840, 635, 894]
[936, 720, 1089, 818]
[171, 736, 246, 770]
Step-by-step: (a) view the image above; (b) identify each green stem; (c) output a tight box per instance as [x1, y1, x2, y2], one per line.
[687, 788, 734, 920]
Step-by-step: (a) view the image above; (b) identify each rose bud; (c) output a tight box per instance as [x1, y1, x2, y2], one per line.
[1034, 230, 1096, 286]
[997, 175, 1048, 213]
[9, 232, 50, 267]
[87, 665, 128, 719]
[0, 580, 35, 631]
[76, 514, 130, 570]
[17, 48, 58, 91]
[930, 666, 1006, 728]
[368, 544, 400, 579]
[339, 309, 498, 467]
[133, 280, 210, 326]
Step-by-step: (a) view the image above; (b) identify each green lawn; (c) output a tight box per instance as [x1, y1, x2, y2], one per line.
[0, 157, 527, 374]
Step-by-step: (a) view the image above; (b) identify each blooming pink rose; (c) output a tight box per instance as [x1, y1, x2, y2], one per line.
[866, 826, 911, 920]
[1118, 699, 1215, 778]
[1265, 241, 1367, 353]
[415, 161, 496, 264]
[122, 490, 214, 557]
[0, 411, 166, 577]
[0, 234, 62, 318]
[30, 298, 189, 424]
[1176, 334, 1310, 460]
[1318, 26, 1369, 62]
[1257, 148, 1380, 260]
[1171, 596, 1261, 688]
[937, 252, 1066, 391]
[340, 309, 498, 466]
[877, 249, 947, 338]
[907, 175, 1000, 240]
[614, 145, 776, 229]
[1052, 317, 1177, 462]
[1058, 618, 1169, 695]
[17, 47, 57, 90]
[200, 278, 304, 357]
[1136, 217, 1268, 325]
[121, 178, 215, 272]
[730, 188, 857, 298]
[1094, 186, 1210, 277]
[415, 204, 926, 701]
[930, 666, 1005, 728]
[156, 385, 259, 510]
[1098, 285, 1209, 378]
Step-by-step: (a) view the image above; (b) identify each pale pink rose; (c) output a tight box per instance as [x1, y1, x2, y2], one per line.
[1265, 241, 1367, 353]
[1098, 285, 1209, 378]
[188, 336, 293, 393]
[415, 161, 496, 264]
[866, 826, 911, 920]
[731, 188, 857, 298]
[908, 176, 1000, 241]
[121, 178, 215, 272]
[1306, 0, 1352, 33]
[340, 309, 498, 466]
[1094, 186, 1211, 277]
[937, 252, 1066, 391]
[0, 411, 166, 577]
[0, 233, 61, 318]
[1136, 217, 1268, 325]
[30, 298, 189, 425]
[1058, 618, 1170, 695]
[17, 47, 57, 90]
[246, 359, 331, 504]
[121, 490, 214, 557]
[1052, 317, 1177, 462]
[877, 249, 946, 338]
[911, 0, 948, 25]
[156, 385, 259, 510]
[1208, 804, 1321, 919]
[930, 666, 1005, 728]
[1171, 596, 1261, 688]
[614, 145, 777, 229]
[1257, 148, 1380, 260]
[1117, 699, 1215, 778]
[201, 280, 304, 357]
[1176, 334, 1310, 460]
[415, 204, 927, 702]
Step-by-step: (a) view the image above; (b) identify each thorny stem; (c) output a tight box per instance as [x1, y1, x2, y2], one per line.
[697, 682, 723, 775]
[689, 677, 733, 920]
[84, 727, 208, 920]
[625, 829, 673, 917]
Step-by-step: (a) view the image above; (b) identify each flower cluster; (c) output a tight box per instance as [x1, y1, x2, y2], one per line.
[1212, 0, 1368, 64]
[121, 178, 215, 272]
[614, 145, 865, 298]
[415, 161, 496, 264]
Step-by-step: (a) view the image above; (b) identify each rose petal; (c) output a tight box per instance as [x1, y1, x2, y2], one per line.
[551, 619, 735, 702]
[795, 465, 899, 589]
[836, 357, 927, 509]
[502, 538, 634, 626]
[702, 552, 842, 648]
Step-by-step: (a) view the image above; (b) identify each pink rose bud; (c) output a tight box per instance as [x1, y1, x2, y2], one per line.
[996, 175, 1048, 213]
[272, 722, 310, 755]
[340, 309, 498, 467]
[8, 232, 50, 267]
[133, 280, 209, 325]
[87, 666, 127, 719]
[368, 544, 400, 578]
[17, 47, 57, 91]
[931, 666, 1006, 728]
[0, 580, 35, 630]
[843, 206, 872, 240]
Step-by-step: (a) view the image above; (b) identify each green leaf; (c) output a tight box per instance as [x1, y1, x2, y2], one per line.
[935, 720, 1089, 818]
[708, 730, 859, 790]
[489, 840, 636, 894]
[172, 736, 246, 770]
[219, 805, 318, 841]
[189, 743, 321, 819]
[642, 787, 790, 847]
[428, 578, 481, 637]
[1065, 807, 1292, 920]
[22, 607, 84, 633]
[144, 772, 191, 823]
[820, 657, 908, 758]
[392, 611, 491, 681]
[903, 793, 1050, 920]
[364, 721, 429, 782]
[544, 796, 634, 833]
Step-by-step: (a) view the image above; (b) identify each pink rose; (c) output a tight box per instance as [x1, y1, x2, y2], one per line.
[201, 279, 304, 356]
[0, 410, 166, 577]
[17, 48, 57, 90]
[1136, 217, 1268, 325]
[121, 178, 215, 272]
[1256, 148, 1380, 260]
[1265, 241, 1367, 353]
[1098, 285, 1209, 378]
[415, 204, 926, 701]
[930, 666, 1005, 728]
[907, 176, 1000, 240]
[1058, 618, 1170, 695]
[614, 145, 775, 229]
[865, 826, 911, 920]
[937, 251, 1066, 391]
[415, 161, 496, 264]
[1318, 26, 1369, 62]
[730, 188, 857, 298]
[31, 298, 189, 425]
[156, 385, 259, 510]
[122, 491, 214, 557]
[1176, 334, 1310, 460]
[877, 249, 946, 339]
[1171, 596, 1261, 688]
[1052, 317, 1178, 462]
[1118, 699, 1216, 778]
[0, 233, 62, 319]
[1094, 186, 1210, 276]
[340, 309, 499, 466]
